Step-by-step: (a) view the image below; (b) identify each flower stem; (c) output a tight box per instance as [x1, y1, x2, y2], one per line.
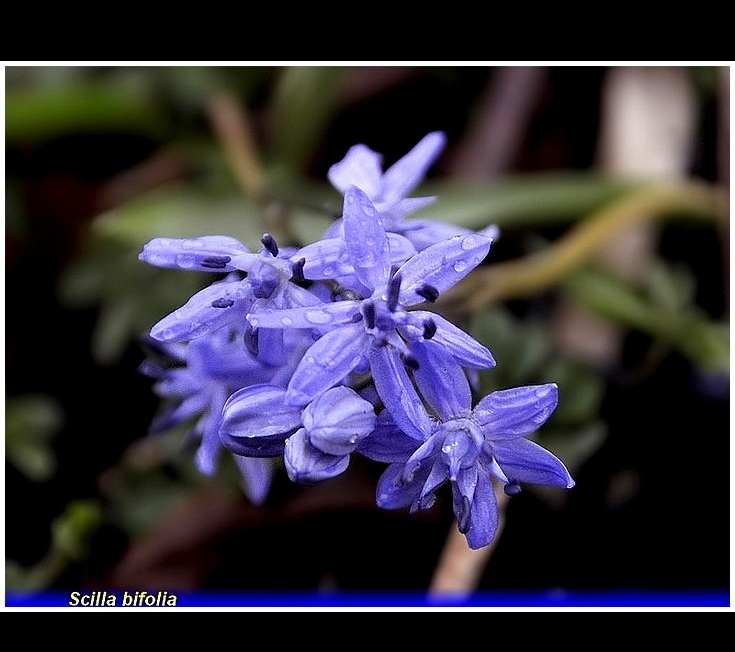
[429, 487, 509, 597]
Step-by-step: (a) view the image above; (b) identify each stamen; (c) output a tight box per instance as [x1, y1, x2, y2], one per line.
[200, 255, 231, 269]
[362, 301, 376, 330]
[416, 283, 439, 302]
[211, 298, 234, 309]
[423, 318, 436, 340]
[291, 257, 306, 283]
[260, 233, 279, 257]
[387, 271, 402, 312]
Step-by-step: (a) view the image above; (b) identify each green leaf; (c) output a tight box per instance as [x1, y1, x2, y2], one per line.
[416, 173, 635, 231]
[267, 66, 347, 174]
[6, 77, 167, 144]
[51, 500, 104, 562]
[564, 266, 729, 373]
[5, 394, 64, 481]
[91, 184, 268, 249]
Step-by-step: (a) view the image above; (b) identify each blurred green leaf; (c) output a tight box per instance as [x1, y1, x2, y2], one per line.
[268, 66, 347, 174]
[5, 77, 167, 144]
[418, 173, 635, 231]
[471, 307, 553, 389]
[563, 265, 729, 373]
[5, 394, 64, 481]
[51, 500, 104, 562]
[544, 357, 606, 426]
[92, 184, 269, 248]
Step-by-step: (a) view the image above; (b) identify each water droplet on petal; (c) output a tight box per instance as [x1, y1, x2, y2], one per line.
[453, 260, 468, 273]
[281, 317, 294, 326]
[322, 265, 335, 277]
[461, 235, 476, 250]
[305, 310, 333, 324]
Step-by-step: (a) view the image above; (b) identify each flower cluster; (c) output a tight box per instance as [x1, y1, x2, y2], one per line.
[139, 132, 574, 549]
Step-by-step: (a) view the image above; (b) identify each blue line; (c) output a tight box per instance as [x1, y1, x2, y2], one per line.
[4, 589, 730, 608]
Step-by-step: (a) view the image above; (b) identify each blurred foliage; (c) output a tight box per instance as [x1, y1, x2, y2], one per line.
[6, 394, 64, 482]
[5, 65, 729, 591]
[6, 500, 104, 590]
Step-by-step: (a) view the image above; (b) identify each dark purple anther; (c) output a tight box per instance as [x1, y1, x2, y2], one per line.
[362, 301, 376, 330]
[416, 283, 439, 303]
[200, 255, 231, 269]
[387, 272, 402, 312]
[261, 233, 279, 257]
[291, 257, 306, 283]
[423, 318, 436, 340]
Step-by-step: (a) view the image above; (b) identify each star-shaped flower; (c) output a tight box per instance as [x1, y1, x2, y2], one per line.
[358, 363, 574, 549]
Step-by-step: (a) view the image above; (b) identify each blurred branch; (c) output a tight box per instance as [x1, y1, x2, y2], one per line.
[428, 490, 509, 598]
[207, 92, 268, 201]
[444, 66, 548, 180]
[206, 91, 297, 246]
[443, 180, 728, 311]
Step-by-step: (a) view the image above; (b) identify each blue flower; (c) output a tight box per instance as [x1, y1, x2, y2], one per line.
[219, 384, 376, 484]
[139, 234, 321, 343]
[358, 366, 574, 549]
[139, 327, 278, 505]
[324, 132, 498, 251]
[246, 186, 496, 409]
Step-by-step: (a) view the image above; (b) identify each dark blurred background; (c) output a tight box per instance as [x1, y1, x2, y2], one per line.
[5, 65, 729, 599]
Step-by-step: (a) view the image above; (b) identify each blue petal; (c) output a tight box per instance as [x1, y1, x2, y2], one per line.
[463, 470, 499, 550]
[405, 311, 496, 369]
[149, 279, 251, 342]
[293, 237, 354, 280]
[302, 386, 376, 456]
[492, 438, 575, 489]
[397, 232, 492, 305]
[232, 455, 274, 505]
[139, 236, 252, 272]
[220, 384, 301, 448]
[395, 218, 471, 251]
[356, 410, 425, 463]
[411, 339, 472, 421]
[284, 429, 350, 484]
[328, 144, 383, 197]
[194, 386, 228, 476]
[343, 186, 390, 290]
[368, 342, 433, 441]
[379, 131, 446, 206]
[285, 323, 369, 407]
[247, 300, 361, 330]
[376, 462, 429, 510]
[474, 384, 559, 439]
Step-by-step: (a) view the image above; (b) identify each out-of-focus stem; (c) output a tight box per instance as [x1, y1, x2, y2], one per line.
[207, 92, 297, 246]
[443, 181, 727, 312]
[429, 488, 509, 596]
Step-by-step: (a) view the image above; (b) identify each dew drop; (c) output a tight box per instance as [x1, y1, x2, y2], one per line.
[281, 317, 294, 326]
[461, 235, 476, 250]
[322, 265, 335, 277]
[453, 260, 468, 273]
[305, 310, 333, 324]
